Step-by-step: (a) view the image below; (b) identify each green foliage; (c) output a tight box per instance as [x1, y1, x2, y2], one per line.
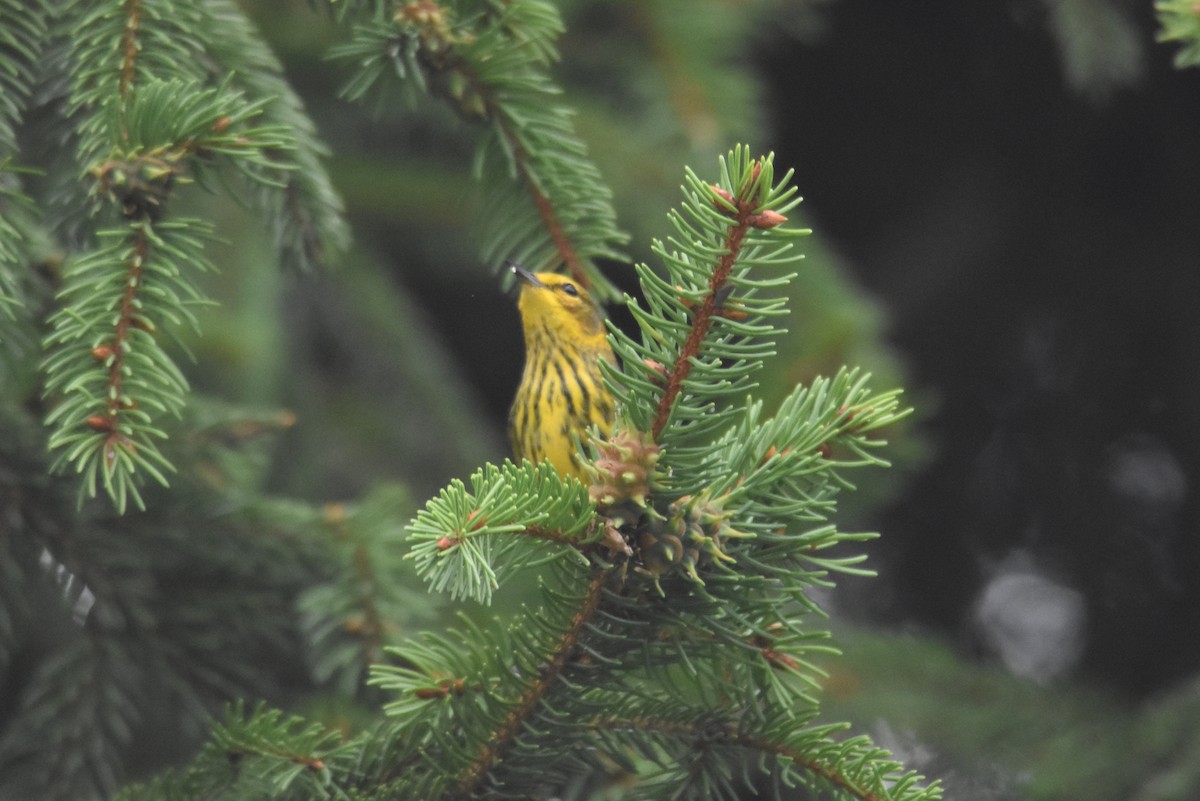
[609, 146, 806, 460]
[1, 3, 938, 801]
[330, 0, 628, 299]
[407, 458, 594, 603]
[89, 143, 934, 801]
[5, 1, 350, 513]
[297, 484, 435, 695]
[0, 394, 421, 801]
[0, 0, 47, 330]
[1157, 0, 1200, 68]
[354, 148, 934, 801]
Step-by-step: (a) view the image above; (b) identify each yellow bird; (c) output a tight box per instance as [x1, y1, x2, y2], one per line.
[508, 263, 616, 480]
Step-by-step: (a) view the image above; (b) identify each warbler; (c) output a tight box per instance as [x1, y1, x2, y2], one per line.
[508, 263, 616, 480]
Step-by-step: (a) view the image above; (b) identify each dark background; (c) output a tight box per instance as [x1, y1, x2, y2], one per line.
[759, 0, 1200, 697]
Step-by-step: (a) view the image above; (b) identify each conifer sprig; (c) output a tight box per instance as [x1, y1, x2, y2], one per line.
[200, 0, 351, 270]
[33, 0, 348, 512]
[406, 459, 595, 603]
[0, 0, 45, 151]
[331, 0, 627, 297]
[607, 145, 808, 474]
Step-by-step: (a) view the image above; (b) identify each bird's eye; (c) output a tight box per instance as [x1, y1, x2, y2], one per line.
[561, 283, 579, 297]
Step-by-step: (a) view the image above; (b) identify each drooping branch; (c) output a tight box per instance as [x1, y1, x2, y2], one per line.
[492, 106, 590, 287]
[730, 730, 889, 801]
[364, 1, 624, 294]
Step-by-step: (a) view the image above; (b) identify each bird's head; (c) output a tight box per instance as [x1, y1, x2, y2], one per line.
[510, 262, 606, 341]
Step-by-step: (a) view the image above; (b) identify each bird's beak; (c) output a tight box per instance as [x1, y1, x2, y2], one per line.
[507, 260, 543, 287]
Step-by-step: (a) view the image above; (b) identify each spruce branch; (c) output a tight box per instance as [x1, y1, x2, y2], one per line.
[0, 635, 144, 800]
[82, 137, 931, 800]
[42, 70, 307, 511]
[607, 144, 807, 473]
[331, 0, 627, 297]
[0, 176, 35, 327]
[8, 0, 350, 512]
[0, 0, 49, 328]
[367, 563, 616, 798]
[42, 219, 210, 513]
[0, 0, 47, 152]
[363, 148, 933, 800]
[204, 703, 343, 794]
[0, 398, 338, 801]
[584, 708, 940, 801]
[406, 458, 595, 603]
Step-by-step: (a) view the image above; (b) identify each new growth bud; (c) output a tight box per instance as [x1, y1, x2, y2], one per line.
[586, 428, 662, 510]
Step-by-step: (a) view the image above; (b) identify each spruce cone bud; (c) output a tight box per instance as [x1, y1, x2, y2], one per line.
[586, 428, 661, 509]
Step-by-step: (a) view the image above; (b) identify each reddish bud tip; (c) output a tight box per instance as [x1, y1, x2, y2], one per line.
[212, 116, 233, 132]
[86, 415, 112, 432]
[709, 184, 737, 214]
[437, 535, 457, 551]
[91, 344, 114, 362]
[762, 647, 800, 671]
[748, 209, 787, 229]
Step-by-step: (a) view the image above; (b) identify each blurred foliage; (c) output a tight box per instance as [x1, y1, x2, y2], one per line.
[825, 629, 1200, 801]
[1156, 0, 1200, 68]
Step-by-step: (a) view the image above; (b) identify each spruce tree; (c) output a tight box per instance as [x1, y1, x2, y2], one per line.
[0, 2, 952, 800]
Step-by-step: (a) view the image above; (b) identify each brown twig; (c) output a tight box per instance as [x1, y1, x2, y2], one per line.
[118, 0, 141, 104]
[650, 185, 759, 441]
[450, 568, 612, 798]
